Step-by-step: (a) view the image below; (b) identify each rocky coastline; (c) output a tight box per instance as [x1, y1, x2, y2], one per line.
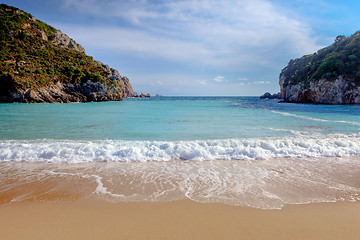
[279, 75, 360, 104]
[0, 62, 134, 103]
[0, 4, 134, 103]
[260, 92, 281, 100]
[277, 31, 360, 105]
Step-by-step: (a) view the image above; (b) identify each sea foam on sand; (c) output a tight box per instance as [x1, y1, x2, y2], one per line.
[1, 156, 359, 209]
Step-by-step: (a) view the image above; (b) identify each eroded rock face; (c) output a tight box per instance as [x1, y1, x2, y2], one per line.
[98, 63, 134, 98]
[0, 61, 135, 103]
[260, 92, 281, 99]
[279, 75, 360, 104]
[0, 60, 135, 103]
[51, 30, 86, 54]
[3, 80, 126, 103]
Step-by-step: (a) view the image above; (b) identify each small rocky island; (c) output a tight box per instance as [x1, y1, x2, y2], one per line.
[260, 92, 281, 99]
[279, 32, 360, 104]
[132, 92, 151, 98]
[0, 4, 134, 103]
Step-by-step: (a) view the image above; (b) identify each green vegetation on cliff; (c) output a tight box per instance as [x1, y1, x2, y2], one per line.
[0, 4, 113, 91]
[281, 31, 360, 88]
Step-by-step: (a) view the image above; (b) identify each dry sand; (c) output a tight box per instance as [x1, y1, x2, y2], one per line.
[0, 200, 359, 240]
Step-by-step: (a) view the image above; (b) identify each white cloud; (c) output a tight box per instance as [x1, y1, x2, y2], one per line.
[55, 0, 323, 95]
[214, 75, 225, 83]
[254, 81, 271, 84]
[59, 26, 213, 63]
[127, 72, 278, 96]
[197, 80, 208, 85]
[59, 0, 321, 69]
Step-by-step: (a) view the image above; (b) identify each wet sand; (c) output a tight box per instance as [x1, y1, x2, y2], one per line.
[1, 160, 360, 239]
[0, 200, 359, 240]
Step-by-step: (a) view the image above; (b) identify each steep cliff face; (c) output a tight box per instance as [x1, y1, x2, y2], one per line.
[280, 76, 360, 104]
[98, 62, 134, 99]
[279, 31, 360, 104]
[0, 4, 133, 103]
[51, 30, 86, 54]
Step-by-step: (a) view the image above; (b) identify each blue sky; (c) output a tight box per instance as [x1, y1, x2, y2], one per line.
[4, 0, 360, 96]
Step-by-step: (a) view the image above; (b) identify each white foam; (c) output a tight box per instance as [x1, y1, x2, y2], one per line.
[268, 128, 303, 135]
[43, 170, 123, 197]
[1, 134, 360, 162]
[91, 174, 127, 198]
[271, 110, 360, 126]
[2, 156, 359, 209]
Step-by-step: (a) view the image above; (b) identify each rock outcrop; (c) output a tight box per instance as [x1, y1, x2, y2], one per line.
[260, 92, 281, 99]
[98, 62, 134, 98]
[279, 31, 360, 104]
[280, 76, 360, 104]
[6, 81, 123, 103]
[0, 4, 134, 103]
[51, 30, 86, 54]
[132, 92, 151, 98]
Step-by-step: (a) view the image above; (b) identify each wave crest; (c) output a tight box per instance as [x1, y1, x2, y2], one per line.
[1, 134, 360, 162]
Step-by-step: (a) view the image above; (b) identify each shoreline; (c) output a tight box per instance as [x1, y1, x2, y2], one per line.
[1, 157, 359, 239]
[0, 200, 359, 240]
[1, 157, 360, 208]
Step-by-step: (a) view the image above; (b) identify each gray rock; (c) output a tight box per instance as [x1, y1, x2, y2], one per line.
[279, 75, 360, 104]
[51, 30, 86, 54]
[260, 92, 281, 99]
[1, 79, 127, 103]
[94, 62, 134, 98]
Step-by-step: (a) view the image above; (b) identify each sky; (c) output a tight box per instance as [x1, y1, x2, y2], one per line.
[3, 0, 360, 96]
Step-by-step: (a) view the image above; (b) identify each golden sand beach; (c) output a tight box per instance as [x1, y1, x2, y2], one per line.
[1, 161, 360, 240]
[0, 200, 359, 240]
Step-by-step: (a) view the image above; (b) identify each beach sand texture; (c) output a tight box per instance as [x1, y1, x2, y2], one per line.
[0, 200, 359, 240]
[1, 161, 360, 240]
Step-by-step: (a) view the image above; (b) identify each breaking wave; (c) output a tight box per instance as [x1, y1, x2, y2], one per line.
[1, 134, 360, 162]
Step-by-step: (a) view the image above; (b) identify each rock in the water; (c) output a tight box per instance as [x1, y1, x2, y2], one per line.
[132, 92, 151, 98]
[260, 92, 281, 99]
[280, 76, 360, 104]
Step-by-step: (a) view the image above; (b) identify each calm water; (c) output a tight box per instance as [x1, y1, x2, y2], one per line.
[0, 96, 360, 141]
[1, 97, 360, 208]
[0, 96, 360, 162]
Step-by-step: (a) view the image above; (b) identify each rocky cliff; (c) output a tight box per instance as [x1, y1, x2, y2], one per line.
[0, 4, 133, 103]
[279, 31, 360, 104]
[280, 76, 360, 104]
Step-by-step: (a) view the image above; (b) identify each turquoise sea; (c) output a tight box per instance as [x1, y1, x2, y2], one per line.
[1, 97, 360, 209]
[1, 97, 360, 161]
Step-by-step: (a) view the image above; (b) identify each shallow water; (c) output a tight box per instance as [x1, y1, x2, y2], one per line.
[1, 97, 360, 162]
[0, 97, 360, 208]
[1, 157, 359, 209]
